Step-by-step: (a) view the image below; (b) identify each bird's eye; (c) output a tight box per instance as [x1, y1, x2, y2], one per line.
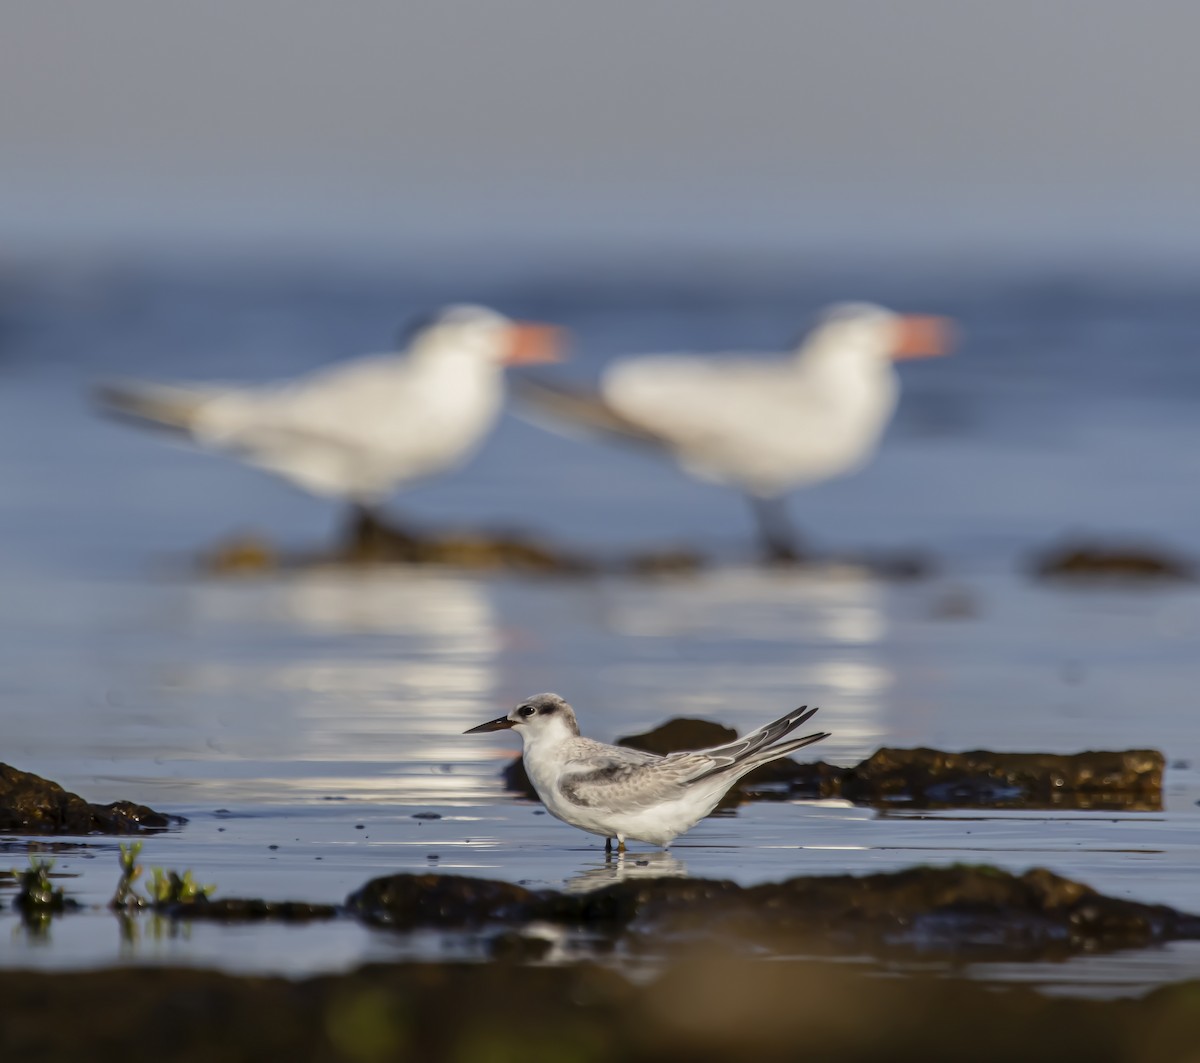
[517, 705, 535, 718]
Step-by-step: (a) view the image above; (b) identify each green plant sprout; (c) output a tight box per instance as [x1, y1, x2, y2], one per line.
[109, 842, 216, 912]
[10, 856, 73, 935]
[12, 857, 66, 912]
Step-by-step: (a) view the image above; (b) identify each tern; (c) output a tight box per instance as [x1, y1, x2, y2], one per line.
[516, 303, 953, 561]
[96, 305, 564, 538]
[465, 693, 828, 851]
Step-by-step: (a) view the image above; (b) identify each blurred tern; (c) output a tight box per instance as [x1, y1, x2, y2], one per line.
[465, 693, 828, 851]
[97, 305, 564, 533]
[516, 303, 952, 561]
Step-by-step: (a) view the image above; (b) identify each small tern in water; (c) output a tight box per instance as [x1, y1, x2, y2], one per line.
[516, 303, 953, 562]
[465, 693, 828, 851]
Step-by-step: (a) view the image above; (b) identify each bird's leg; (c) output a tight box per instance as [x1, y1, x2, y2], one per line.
[344, 502, 384, 560]
[617, 836, 627, 854]
[604, 836, 613, 853]
[748, 495, 803, 564]
[343, 501, 419, 561]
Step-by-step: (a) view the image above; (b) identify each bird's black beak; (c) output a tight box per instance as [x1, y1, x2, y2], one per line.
[463, 714, 516, 734]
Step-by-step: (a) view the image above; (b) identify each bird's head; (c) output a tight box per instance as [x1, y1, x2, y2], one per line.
[463, 692, 581, 743]
[801, 303, 954, 368]
[408, 305, 566, 367]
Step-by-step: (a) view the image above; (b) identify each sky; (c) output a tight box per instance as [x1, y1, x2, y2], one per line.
[2, 1, 1198, 260]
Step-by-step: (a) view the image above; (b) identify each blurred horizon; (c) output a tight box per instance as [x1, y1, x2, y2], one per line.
[2, 1, 1199, 264]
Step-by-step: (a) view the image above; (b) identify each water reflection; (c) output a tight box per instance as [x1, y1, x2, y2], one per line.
[564, 850, 689, 894]
[133, 572, 507, 803]
[603, 568, 887, 645]
[599, 570, 891, 758]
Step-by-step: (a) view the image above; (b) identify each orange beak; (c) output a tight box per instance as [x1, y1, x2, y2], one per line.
[890, 315, 955, 360]
[502, 323, 567, 366]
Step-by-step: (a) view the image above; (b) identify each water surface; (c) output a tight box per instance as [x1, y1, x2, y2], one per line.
[2, 262, 1199, 992]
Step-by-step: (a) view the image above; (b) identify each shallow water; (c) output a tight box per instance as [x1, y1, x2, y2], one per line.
[2, 261, 1200, 993]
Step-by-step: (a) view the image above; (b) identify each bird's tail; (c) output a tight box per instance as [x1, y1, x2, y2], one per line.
[94, 380, 212, 436]
[729, 730, 831, 778]
[698, 705, 821, 765]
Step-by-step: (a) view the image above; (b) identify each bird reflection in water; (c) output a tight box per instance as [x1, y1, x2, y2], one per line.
[563, 850, 689, 894]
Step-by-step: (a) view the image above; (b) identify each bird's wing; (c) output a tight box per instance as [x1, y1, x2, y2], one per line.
[511, 375, 670, 449]
[557, 749, 719, 813]
[601, 354, 800, 449]
[94, 380, 239, 436]
[97, 353, 421, 447]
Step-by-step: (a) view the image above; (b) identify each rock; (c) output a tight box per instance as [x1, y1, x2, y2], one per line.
[839, 748, 1164, 810]
[345, 865, 1200, 960]
[617, 718, 736, 757]
[347, 872, 552, 929]
[0, 763, 183, 835]
[101, 800, 177, 830]
[1031, 540, 1195, 581]
[626, 864, 1200, 958]
[501, 756, 538, 798]
[200, 512, 598, 575]
[196, 509, 939, 580]
[203, 534, 278, 574]
[739, 759, 844, 798]
[160, 898, 339, 922]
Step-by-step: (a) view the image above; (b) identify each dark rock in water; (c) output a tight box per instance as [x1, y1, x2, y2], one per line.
[0, 763, 183, 835]
[840, 747, 1164, 810]
[1031, 540, 1195, 581]
[347, 872, 553, 929]
[626, 864, 1200, 958]
[101, 799, 176, 830]
[160, 898, 339, 922]
[739, 759, 845, 799]
[618, 718, 736, 757]
[198, 510, 936, 579]
[501, 756, 537, 798]
[203, 533, 279, 574]
[202, 519, 597, 575]
[345, 865, 1200, 960]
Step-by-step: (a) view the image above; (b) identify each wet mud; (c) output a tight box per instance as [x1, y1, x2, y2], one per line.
[6, 955, 1200, 1063]
[1030, 539, 1196, 581]
[502, 719, 1164, 811]
[0, 763, 181, 835]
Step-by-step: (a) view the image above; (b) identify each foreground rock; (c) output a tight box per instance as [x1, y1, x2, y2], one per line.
[502, 719, 1163, 811]
[0, 763, 181, 835]
[347, 865, 1200, 960]
[1030, 539, 1195, 581]
[9, 956, 1200, 1063]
